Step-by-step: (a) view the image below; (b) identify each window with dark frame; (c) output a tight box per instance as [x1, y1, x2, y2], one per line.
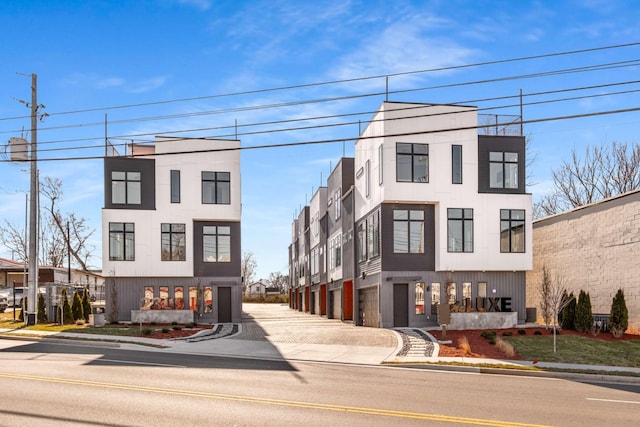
[161, 223, 186, 261]
[109, 222, 135, 261]
[357, 222, 367, 262]
[367, 211, 380, 258]
[396, 143, 428, 183]
[170, 170, 180, 203]
[447, 208, 473, 252]
[111, 171, 141, 205]
[202, 171, 230, 204]
[452, 145, 462, 184]
[489, 152, 518, 189]
[203, 225, 231, 262]
[393, 209, 425, 253]
[500, 209, 525, 253]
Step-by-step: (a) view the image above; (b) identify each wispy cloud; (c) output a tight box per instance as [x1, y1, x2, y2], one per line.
[329, 14, 477, 91]
[176, 0, 212, 11]
[127, 76, 170, 94]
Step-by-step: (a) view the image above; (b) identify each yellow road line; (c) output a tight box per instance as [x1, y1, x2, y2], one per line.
[0, 372, 552, 426]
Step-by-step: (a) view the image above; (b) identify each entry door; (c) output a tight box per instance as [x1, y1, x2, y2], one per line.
[393, 284, 409, 327]
[218, 287, 232, 323]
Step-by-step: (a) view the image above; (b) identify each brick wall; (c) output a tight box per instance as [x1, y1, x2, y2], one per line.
[526, 191, 640, 334]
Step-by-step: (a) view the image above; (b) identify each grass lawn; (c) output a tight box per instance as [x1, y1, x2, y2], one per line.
[505, 335, 640, 367]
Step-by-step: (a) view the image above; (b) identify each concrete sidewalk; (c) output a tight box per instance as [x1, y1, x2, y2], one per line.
[2, 303, 640, 383]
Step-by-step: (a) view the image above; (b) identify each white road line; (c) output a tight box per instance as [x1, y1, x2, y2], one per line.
[586, 397, 640, 405]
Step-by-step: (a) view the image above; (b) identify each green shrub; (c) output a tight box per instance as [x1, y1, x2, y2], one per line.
[534, 330, 542, 335]
[81, 289, 92, 322]
[172, 325, 182, 331]
[517, 329, 526, 335]
[560, 291, 576, 330]
[171, 321, 178, 326]
[186, 322, 196, 328]
[71, 291, 84, 322]
[609, 289, 629, 337]
[141, 327, 153, 336]
[37, 292, 47, 323]
[61, 289, 74, 324]
[574, 290, 593, 333]
[480, 331, 497, 345]
[502, 331, 513, 336]
[161, 328, 170, 333]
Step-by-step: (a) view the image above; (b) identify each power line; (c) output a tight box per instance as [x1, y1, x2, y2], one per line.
[1, 41, 639, 123]
[4, 105, 639, 163]
[25, 79, 640, 155]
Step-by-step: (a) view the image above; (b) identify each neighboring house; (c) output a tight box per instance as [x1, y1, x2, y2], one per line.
[0, 258, 104, 293]
[102, 136, 242, 324]
[246, 281, 266, 295]
[289, 101, 532, 328]
[526, 190, 640, 334]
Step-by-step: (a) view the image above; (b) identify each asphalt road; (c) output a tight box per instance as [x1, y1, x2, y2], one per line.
[0, 338, 638, 426]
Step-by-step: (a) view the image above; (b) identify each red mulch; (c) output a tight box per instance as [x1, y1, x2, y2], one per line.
[136, 325, 213, 339]
[428, 327, 640, 360]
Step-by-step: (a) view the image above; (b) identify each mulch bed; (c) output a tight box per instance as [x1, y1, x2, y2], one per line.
[428, 327, 640, 359]
[136, 325, 213, 339]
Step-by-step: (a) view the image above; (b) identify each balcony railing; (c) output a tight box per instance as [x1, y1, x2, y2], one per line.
[478, 114, 522, 136]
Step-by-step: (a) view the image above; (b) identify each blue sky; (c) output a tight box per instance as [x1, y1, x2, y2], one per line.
[1, 0, 639, 279]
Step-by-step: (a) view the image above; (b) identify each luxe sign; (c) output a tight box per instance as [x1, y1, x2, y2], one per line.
[451, 297, 512, 313]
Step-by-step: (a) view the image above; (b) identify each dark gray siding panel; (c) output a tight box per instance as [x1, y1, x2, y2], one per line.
[104, 157, 156, 210]
[380, 203, 435, 271]
[477, 135, 526, 194]
[193, 221, 241, 277]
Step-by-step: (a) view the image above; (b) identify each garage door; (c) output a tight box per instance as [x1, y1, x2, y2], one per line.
[358, 286, 379, 328]
[331, 289, 342, 319]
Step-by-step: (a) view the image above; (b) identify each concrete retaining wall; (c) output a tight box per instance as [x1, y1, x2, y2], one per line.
[448, 312, 518, 330]
[131, 310, 195, 324]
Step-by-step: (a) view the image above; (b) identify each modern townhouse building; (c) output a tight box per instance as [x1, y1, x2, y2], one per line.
[102, 136, 242, 324]
[289, 101, 532, 329]
[326, 158, 355, 320]
[308, 186, 327, 315]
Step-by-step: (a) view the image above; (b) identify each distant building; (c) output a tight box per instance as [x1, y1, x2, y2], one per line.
[102, 137, 242, 324]
[527, 190, 640, 334]
[289, 101, 532, 328]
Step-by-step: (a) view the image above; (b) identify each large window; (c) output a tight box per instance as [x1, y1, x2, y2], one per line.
[500, 209, 525, 253]
[431, 283, 440, 315]
[203, 226, 231, 262]
[170, 170, 180, 203]
[328, 234, 341, 270]
[393, 209, 424, 253]
[452, 145, 462, 184]
[202, 172, 230, 204]
[378, 144, 384, 185]
[111, 171, 141, 205]
[396, 143, 428, 183]
[109, 222, 134, 261]
[415, 282, 425, 315]
[161, 223, 186, 261]
[357, 222, 367, 262]
[447, 208, 473, 252]
[367, 211, 380, 258]
[490, 152, 518, 189]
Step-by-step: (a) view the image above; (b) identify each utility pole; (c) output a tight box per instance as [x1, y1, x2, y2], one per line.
[26, 73, 39, 325]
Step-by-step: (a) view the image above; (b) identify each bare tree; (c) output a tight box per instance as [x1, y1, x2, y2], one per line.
[535, 142, 640, 218]
[267, 271, 289, 293]
[240, 251, 257, 293]
[537, 265, 553, 329]
[537, 265, 572, 353]
[40, 177, 94, 271]
[0, 176, 95, 270]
